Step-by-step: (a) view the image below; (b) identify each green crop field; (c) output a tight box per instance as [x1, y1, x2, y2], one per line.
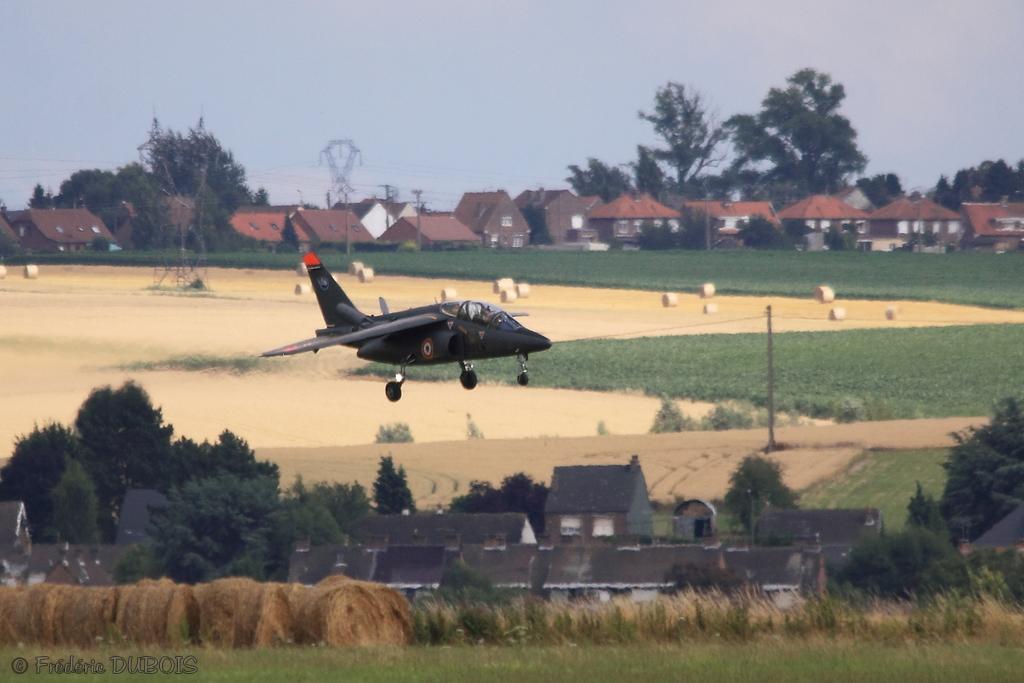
[356, 324, 1024, 420]
[2, 644, 1021, 683]
[800, 449, 949, 530]
[13, 249, 1024, 309]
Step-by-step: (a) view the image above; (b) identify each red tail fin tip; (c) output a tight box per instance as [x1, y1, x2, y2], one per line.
[303, 252, 321, 267]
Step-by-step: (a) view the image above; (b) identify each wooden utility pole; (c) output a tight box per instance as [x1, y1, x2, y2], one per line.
[413, 189, 424, 250]
[766, 305, 777, 452]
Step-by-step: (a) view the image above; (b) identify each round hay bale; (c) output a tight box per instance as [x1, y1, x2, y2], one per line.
[296, 262, 308, 276]
[814, 285, 835, 303]
[348, 261, 365, 276]
[23, 264, 39, 279]
[500, 289, 518, 304]
[294, 282, 310, 295]
[703, 303, 719, 315]
[885, 305, 899, 321]
[0, 586, 22, 645]
[358, 267, 375, 283]
[829, 307, 847, 321]
[0, 264, 7, 279]
[440, 287, 458, 302]
[293, 576, 411, 646]
[115, 579, 198, 646]
[698, 283, 716, 299]
[515, 283, 531, 298]
[12, 583, 75, 645]
[661, 293, 678, 308]
[492, 277, 514, 294]
[53, 586, 119, 647]
[194, 578, 295, 648]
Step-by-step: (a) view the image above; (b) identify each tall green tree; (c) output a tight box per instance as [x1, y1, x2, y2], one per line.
[280, 214, 300, 252]
[638, 82, 727, 193]
[632, 146, 667, 199]
[0, 423, 80, 541]
[372, 455, 415, 515]
[837, 527, 959, 598]
[74, 382, 175, 539]
[855, 173, 903, 207]
[252, 187, 270, 206]
[29, 184, 54, 208]
[449, 472, 549, 533]
[170, 431, 279, 488]
[50, 460, 100, 544]
[727, 68, 867, 197]
[724, 455, 798, 533]
[941, 398, 1024, 541]
[739, 216, 788, 249]
[565, 158, 634, 202]
[150, 473, 281, 583]
[906, 482, 946, 535]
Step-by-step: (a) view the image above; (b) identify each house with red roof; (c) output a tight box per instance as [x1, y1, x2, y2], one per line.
[514, 189, 597, 244]
[960, 202, 1024, 251]
[866, 195, 962, 251]
[333, 198, 418, 239]
[379, 212, 478, 248]
[777, 195, 869, 250]
[290, 208, 373, 248]
[679, 200, 779, 245]
[587, 194, 679, 246]
[0, 210, 17, 245]
[5, 208, 116, 252]
[229, 206, 309, 247]
[454, 191, 529, 248]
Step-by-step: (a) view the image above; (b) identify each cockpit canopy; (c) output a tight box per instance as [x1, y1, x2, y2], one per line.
[440, 300, 523, 331]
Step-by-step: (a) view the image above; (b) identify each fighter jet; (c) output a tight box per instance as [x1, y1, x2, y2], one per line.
[262, 252, 551, 402]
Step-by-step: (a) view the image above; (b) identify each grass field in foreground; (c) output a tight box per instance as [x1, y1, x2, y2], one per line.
[356, 324, 1024, 419]
[800, 449, 948, 530]
[3, 644, 1022, 683]
[13, 249, 1024, 309]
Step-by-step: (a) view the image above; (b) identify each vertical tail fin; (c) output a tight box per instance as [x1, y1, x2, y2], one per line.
[303, 252, 366, 327]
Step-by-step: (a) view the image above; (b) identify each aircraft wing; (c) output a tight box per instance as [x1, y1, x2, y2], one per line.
[261, 313, 443, 357]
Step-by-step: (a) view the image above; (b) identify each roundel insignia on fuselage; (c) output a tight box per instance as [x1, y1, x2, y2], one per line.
[420, 338, 434, 359]
[317, 275, 330, 291]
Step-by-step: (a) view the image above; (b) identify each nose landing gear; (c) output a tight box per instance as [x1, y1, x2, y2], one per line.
[516, 353, 529, 386]
[385, 361, 410, 402]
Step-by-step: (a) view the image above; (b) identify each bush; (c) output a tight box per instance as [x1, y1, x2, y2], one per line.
[650, 397, 695, 433]
[703, 403, 755, 431]
[376, 422, 414, 443]
[466, 414, 484, 440]
[834, 397, 867, 423]
[398, 240, 420, 252]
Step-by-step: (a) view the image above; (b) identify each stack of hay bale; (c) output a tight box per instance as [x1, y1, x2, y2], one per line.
[699, 282, 717, 314]
[493, 277, 517, 303]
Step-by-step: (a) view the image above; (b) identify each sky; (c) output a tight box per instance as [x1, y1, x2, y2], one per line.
[1, 0, 1022, 211]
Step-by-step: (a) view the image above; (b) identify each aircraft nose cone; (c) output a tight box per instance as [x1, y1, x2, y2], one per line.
[526, 332, 551, 353]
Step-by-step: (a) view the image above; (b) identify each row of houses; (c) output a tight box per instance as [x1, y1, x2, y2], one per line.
[4, 188, 1023, 253]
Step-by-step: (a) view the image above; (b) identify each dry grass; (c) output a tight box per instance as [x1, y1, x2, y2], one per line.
[291, 575, 412, 646]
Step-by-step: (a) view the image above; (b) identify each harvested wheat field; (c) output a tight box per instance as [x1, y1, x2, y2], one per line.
[258, 417, 980, 509]
[0, 265, 1015, 458]
[0, 577, 410, 648]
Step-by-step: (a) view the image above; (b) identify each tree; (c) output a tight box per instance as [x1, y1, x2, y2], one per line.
[29, 184, 54, 208]
[170, 431, 279, 489]
[824, 223, 856, 251]
[519, 204, 552, 246]
[727, 68, 867, 196]
[638, 220, 677, 250]
[837, 527, 958, 598]
[934, 175, 959, 210]
[50, 460, 99, 544]
[724, 455, 798, 532]
[856, 173, 903, 208]
[274, 477, 342, 548]
[0, 423, 80, 541]
[280, 214, 300, 252]
[113, 544, 162, 583]
[941, 398, 1024, 541]
[739, 216, 788, 249]
[565, 158, 634, 202]
[74, 382, 175, 539]
[305, 480, 371, 537]
[649, 397, 695, 432]
[638, 82, 727, 193]
[906, 482, 946, 535]
[252, 187, 270, 206]
[150, 473, 280, 583]
[372, 455, 415, 515]
[632, 146, 667, 199]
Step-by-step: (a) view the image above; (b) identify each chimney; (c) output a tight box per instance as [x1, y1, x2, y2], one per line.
[629, 454, 640, 470]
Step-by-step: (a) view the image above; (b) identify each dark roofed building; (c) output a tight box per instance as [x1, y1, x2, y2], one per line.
[514, 189, 595, 244]
[757, 508, 882, 547]
[6, 208, 116, 252]
[351, 512, 536, 546]
[454, 191, 530, 248]
[0, 501, 31, 551]
[27, 544, 128, 586]
[378, 213, 479, 247]
[459, 544, 550, 591]
[115, 489, 169, 545]
[288, 544, 451, 596]
[722, 547, 825, 596]
[545, 544, 720, 595]
[973, 504, 1024, 551]
[545, 455, 653, 541]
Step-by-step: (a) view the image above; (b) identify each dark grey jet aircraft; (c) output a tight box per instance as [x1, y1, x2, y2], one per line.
[262, 252, 551, 401]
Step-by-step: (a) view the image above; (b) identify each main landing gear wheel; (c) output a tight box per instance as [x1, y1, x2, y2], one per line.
[459, 361, 477, 390]
[385, 381, 402, 402]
